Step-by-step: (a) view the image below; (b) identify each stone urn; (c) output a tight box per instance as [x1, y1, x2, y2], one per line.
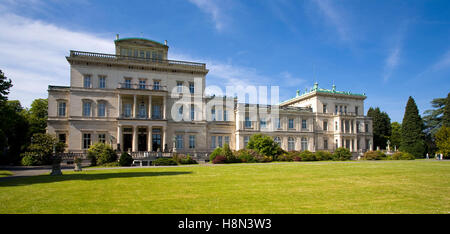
[74, 157, 83, 172]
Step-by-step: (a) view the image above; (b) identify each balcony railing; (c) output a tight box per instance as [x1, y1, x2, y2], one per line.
[69, 50, 206, 69]
[118, 114, 164, 120]
[118, 83, 167, 91]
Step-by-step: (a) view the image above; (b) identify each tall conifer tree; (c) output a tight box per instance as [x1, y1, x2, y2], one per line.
[399, 96, 425, 158]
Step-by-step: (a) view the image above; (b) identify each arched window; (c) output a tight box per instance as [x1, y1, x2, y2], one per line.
[288, 137, 295, 151]
[274, 137, 281, 146]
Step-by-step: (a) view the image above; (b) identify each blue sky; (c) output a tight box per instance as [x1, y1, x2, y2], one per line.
[0, 0, 449, 122]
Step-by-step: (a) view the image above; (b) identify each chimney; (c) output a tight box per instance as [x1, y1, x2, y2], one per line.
[164, 40, 167, 46]
[116, 34, 119, 40]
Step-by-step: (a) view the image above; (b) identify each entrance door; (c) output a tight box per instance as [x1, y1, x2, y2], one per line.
[123, 134, 132, 152]
[152, 134, 161, 152]
[138, 134, 147, 151]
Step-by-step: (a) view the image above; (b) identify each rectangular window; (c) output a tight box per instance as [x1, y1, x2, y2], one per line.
[324, 139, 328, 150]
[245, 116, 252, 128]
[152, 105, 161, 119]
[124, 103, 132, 117]
[177, 81, 183, 93]
[134, 49, 138, 57]
[260, 118, 267, 128]
[211, 108, 216, 121]
[98, 134, 106, 144]
[323, 104, 327, 113]
[83, 102, 91, 117]
[218, 136, 223, 148]
[211, 136, 216, 149]
[323, 121, 328, 131]
[365, 123, 369, 132]
[223, 110, 228, 121]
[139, 79, 146, 89]
[301, 138, 308, 151]
[302, 119, 307, 129]
[344, 106, 347, 114]
[355, 106, 359, 116]
[224, 136, 230, 146]
[83, 133, 91, 149]
[176, 135, 183, 149]
[124, 78, 132, 89]
[178, 105, 183, 120]
[189, 82, 194, 94]
[335, 105, 338, 114]
[58, 134, 66, 143]
[84, 75, 91, 88]
[99, 76, 106, 89]
[288, 118, 294, 129]
[190, 104, 195, 121]
[189, 135, 195, 149]
[335, 121, 338, 131]
[275, 118, 281, 129]
[244, 136, 250, 148]
[146, 51, 150, 59]
[58, 102, 66, 117]
[98, 102, 106, 117]
[153, 81, 160, 90]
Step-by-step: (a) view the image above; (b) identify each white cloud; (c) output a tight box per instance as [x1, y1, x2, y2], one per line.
[312, 0, 352, 42]
[383, 46, 401, 82]
[187, 0, 228, 31]
[0, 12, 114, 107]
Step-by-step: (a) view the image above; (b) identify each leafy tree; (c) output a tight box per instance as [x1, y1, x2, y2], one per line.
[20, 133, 65, 166]
[26, 98, 48, 135]
[0, 100, 30, 165]
[399, 97, 426, 158]
[435, 126, 450, 159]
[443, 93, 450, 127]
[0, 69, 12, 105]
[423, 94, 448, 136]
[389, 122, 402, 150]
[367, 107, 391, 149]
[87, 142, 117, 166]
[246, 134, 284, 158]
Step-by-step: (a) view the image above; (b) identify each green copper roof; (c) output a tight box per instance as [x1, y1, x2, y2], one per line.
[114, 37, 166, 47]
[281, 82, 366, 104]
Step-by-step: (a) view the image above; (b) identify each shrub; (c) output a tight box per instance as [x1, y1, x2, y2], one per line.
[247, 134, 284, 157]
[315, 151, 333, 161]
[222, 144, 240, 163]
[101, 162, 119, 167]
[363, 151, 387, 160]
[209, 147, 224, 162]
[21, 152, 39, 166]
[278, 151, 299, 161]
[299, 150, 316, 161]
[293, 156, 301, 161]
[87, 143, 117, 166]
[153, 158, 178, 166]
[180, 155, 198, 165]
[236, 149, 256, 163]
[212, 155, 226, 164]
[119, 152, 133, 166]
[391, 152, 415, 160]
[332, 147, 353, 161]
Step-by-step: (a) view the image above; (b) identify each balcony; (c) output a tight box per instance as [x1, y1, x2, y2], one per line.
[118, 83, 167, 91]
[68, 50, 207, 72]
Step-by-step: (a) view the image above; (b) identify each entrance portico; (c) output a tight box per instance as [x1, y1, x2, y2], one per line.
[117, 121, 167, 152]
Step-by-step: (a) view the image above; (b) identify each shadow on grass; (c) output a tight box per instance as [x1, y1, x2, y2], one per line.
[0, 171, 192, 187]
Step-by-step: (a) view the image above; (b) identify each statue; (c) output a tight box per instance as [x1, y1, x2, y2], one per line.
[172, 136, 177, 153]
[386, 140, 391, 152]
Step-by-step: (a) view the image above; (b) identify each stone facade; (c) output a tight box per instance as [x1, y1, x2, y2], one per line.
[47, 37, 373, 155]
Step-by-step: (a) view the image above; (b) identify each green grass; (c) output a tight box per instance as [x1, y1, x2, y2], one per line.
[0, 160, 449, 214]
[0, 171, 12, 178]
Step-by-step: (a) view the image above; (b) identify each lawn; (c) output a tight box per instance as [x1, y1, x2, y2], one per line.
[0, 171, 12, 178]
[0, 160, 449, 214]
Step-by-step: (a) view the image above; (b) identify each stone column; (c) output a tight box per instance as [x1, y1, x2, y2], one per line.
[133, 95, 137, 118]
[117, 125, 122, 151]
[118, 94, 122, 118]
[162, 95, 167, 120]
[148, 127, 152, 152]
[148, 95, 152, 119]
[162, 125, 167, 152]
[132, 126, 138, 152]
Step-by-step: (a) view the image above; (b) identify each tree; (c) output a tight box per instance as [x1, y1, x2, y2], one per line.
[0, 69, 12, 105]
[367, 107, 391, 149]
[399, 97, 426, 158]
[435, 126, 450, 159]
[389, 122, 402, 150]
[26, 98, 48, 135]
[246, 133, 284, 158]
[20, 133, 65, 166]
[443, 93, 450, 127]
[423, 94, 448, 136]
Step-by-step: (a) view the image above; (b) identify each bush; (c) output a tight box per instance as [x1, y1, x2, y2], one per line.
[101, 162, 119, 167]
[87, 143, 117, 166]
[363, 151, 387, 160]
[332, 147, 353, 161]
[315, 151, 333, 161]
[391, 152, 415, 160]
[180, 155, 198, 165]
[212, 155, 227, 164]
[293, 156, 301, 161]
[247, 134, 284, 157]
[153, 158, 178, 166]
[209, 147, 224, 162]
[236, 149, 256, 163]
[222, 144, 240, 163]
[21, 152, 39, 166]
[119, 152, 133, 166]
[299, 150, 316, 161]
